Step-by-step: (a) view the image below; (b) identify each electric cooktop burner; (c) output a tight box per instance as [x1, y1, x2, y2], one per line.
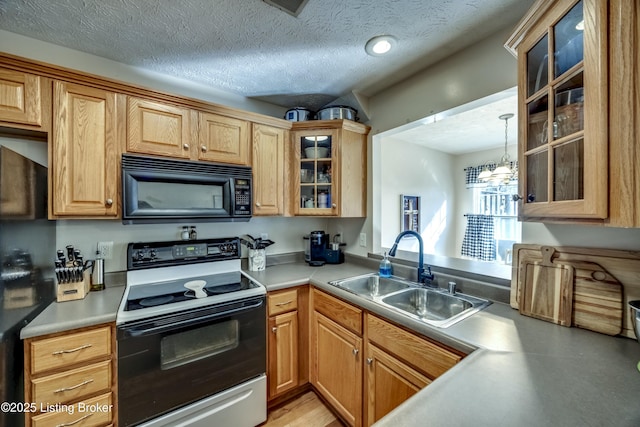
[139, 295, 175, 307]
[124, 271, 259, 312]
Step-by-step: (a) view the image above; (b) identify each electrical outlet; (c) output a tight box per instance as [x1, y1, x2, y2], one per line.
[359, 233, 366, 247]
[97, 241, 114, 260]
[260, 233, 269, 240]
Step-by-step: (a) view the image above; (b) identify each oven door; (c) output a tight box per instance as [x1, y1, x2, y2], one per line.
[117, 296, 266, 427]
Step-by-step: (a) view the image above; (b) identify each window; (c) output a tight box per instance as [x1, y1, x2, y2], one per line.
[462, 161, 521, 264]
[472, 182, 520, 264]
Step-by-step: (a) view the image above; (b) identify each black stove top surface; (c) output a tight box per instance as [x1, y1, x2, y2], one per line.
[124, 271, 258, 311]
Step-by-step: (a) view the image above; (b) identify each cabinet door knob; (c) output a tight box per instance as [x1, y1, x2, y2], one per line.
[331, 203, 337, 208]
[512, 194, 523, 202]
[352, 348, 359, 356]
[201, 145, 208, 152]
[256, 202, 261, 207]
[366, 358, 373, 365]
[272, 327, 277, 333]
[183, 143, 189, 150]
[105, 199, 113, 207]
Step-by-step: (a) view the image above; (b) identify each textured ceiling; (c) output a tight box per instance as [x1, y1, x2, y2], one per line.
[389, 88, 518, 154]
[0, 0, 532, 113]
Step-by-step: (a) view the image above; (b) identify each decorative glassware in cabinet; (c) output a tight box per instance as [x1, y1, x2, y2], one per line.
[299, 134, 333, 210]
[523, 0, 585, 206]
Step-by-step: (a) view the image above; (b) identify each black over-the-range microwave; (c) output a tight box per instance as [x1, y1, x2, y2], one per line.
[121, 154, 252, 224]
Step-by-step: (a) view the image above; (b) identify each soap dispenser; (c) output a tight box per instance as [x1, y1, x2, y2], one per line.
[379, 252, 392, 278]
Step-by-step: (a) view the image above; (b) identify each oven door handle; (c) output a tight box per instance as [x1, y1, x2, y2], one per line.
[122, 299, 264, 337]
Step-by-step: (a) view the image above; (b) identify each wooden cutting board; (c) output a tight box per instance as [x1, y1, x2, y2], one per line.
[571, 261, 623, 335]
[512, 245, 625, 335]
[519, 246, 574, 326]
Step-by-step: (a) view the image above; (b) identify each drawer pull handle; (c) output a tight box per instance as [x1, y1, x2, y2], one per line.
[275, 300, 293, 306]
[56, 413, 93, 427]
[54, 379, 94, 393]
[52, 344, 92, 355]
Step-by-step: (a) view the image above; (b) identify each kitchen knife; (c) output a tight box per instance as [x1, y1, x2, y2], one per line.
[66, 245, 75, 264]
[57, 250, 66, 265]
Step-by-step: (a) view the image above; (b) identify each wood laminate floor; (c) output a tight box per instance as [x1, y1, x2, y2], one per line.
[262, 391, 345, 427]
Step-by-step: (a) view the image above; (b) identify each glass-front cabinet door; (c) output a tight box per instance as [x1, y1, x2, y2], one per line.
[294, 130, 338, 215]
[516, 0, 607, 220]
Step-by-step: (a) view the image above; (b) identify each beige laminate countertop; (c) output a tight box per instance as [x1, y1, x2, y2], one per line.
[19, 261, 640, 426]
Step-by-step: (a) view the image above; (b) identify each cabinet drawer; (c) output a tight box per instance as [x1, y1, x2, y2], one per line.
[312, 288, 362, 335]
[31, 392, 113, 427]
[366, 314, 462, 379]
[30, 326, 112, 375]
[268, 289, 298, 316]
[31, 360, 111, 406]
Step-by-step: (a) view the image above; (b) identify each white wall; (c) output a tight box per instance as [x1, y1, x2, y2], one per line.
[357, 27, 521, 259]
[379, 138, 457, 258]
[358, 24, 640, 262]
[56, 216, 329, 272]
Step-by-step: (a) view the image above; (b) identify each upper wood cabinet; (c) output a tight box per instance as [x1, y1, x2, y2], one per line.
[507, 0, 607, 221]
[252, 123, 286, 215]
[52, 81, 122, 218]
[507, 0, 640, 227]
[0, 68, 47, 130]
[291, 120, 369, 217]
[198, 112, 250, 165]
[127, 97, 192, 159]
[126, 97, 251, 165]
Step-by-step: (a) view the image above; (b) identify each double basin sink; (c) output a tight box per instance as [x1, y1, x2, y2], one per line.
[329, 273, 491, 328]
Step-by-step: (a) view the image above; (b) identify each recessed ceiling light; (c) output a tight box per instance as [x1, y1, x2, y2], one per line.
[365, 35, 396, 56]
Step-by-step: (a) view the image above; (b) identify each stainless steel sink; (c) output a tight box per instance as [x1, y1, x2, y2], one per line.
[381, 288, 491, 328]
[329, 273, 411, 298]
[329, 273, 491, 328]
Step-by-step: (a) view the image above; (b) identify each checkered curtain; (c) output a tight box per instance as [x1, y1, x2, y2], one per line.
[461, 214, 496, 261]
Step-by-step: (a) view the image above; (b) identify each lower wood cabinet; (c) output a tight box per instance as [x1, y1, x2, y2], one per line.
[267, 287, 309, 402]
[23, 323, 117, 427]
[311, 288, 363, 427]
[269, 310, 299, 398]
[364, 313, 463, 426]
[312, 311, 363, 427]
[365, 343, 430, 425]
[308, 288, 464, 427]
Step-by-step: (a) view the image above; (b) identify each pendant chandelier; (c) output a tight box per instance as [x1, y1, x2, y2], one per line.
[478, 113, 517, 185]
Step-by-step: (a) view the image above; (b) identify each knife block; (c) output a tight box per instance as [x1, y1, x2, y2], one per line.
[56, 270, 91, 302]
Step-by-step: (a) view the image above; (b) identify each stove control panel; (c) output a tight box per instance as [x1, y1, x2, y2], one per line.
[128, 237, 240, 270]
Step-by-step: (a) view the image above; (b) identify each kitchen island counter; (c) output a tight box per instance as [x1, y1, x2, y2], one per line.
[244, 260, 640, 427]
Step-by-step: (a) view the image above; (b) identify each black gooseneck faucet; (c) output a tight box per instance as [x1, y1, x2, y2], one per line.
[388, 230, 435, 286]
